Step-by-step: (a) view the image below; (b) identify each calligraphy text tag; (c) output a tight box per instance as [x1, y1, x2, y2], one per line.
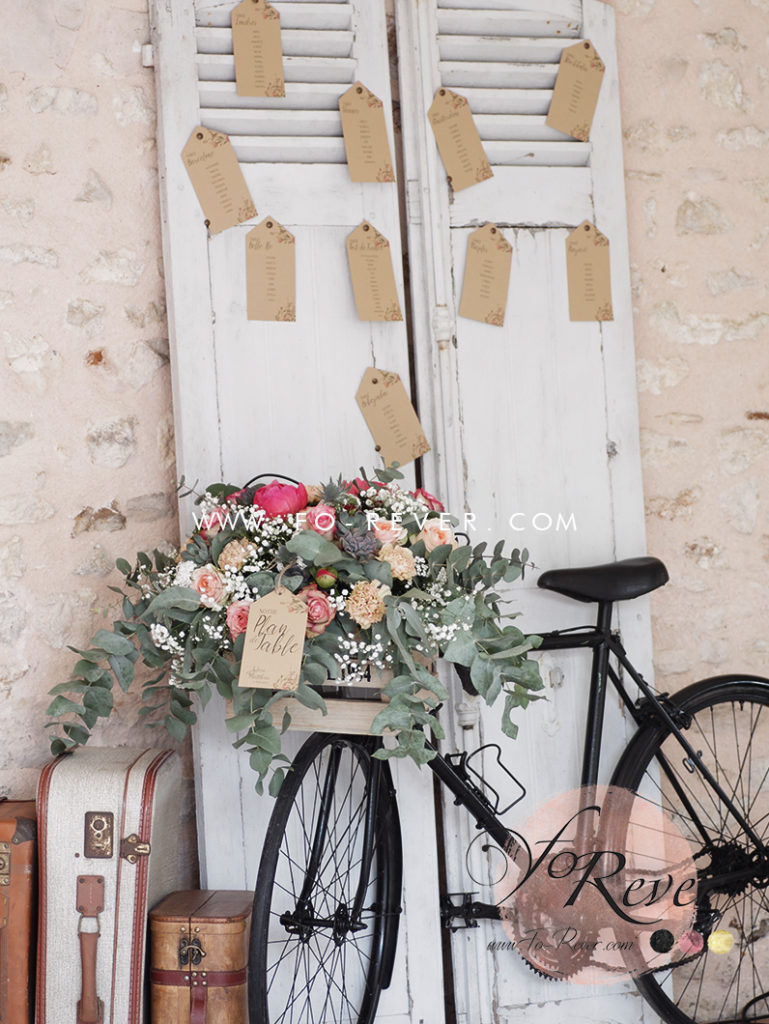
[459, 223, 513, 326]
[246, 217, 296, 321]
[182, 126, 257, 234]
[355, 367, 430, 468]
[566, 221, 614, 321]
[546, 40, 605, 141]
[339, 82, 395, 182]
[428, 88, 492, 192]
[231, 0, 285, 97]
[346, 222, 403, 322]
[238, 588, 308, 691]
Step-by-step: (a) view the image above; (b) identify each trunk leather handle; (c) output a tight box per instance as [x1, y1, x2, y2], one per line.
[76, 876, 104, 1024]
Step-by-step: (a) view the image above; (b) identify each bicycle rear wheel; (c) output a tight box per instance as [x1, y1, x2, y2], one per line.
[249, 733, 402, 1024]
[612, 676, 769, 1024]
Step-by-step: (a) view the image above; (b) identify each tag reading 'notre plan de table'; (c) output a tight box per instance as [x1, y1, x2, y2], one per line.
[238, 588, 308, 691]
[566, 221, 614, 322]
[246, 216, 296, 321]
[356, 367, 430, 468]
[428, 88, 492, 192]
[182, 127, 257, 234]
[231, 0, 285, 97]
[546, 40, 605, 141]
[346, 222, 403, 322]
[339, 82, 395, 182]
[459, 223, 513, 327]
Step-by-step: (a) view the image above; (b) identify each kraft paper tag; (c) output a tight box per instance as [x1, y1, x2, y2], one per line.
[459, 223, 513, 327]
[246, 217, 296, 321]
[238, 588, 308, 691]
[566, 221, 614, 321]
[339, 82, 395, 183]
[182, 126, 257, 234]
[428, 88, 493, 192]
[346, 222, 403, 322]
[356, 367, 430, 467]
[231, 0, 285, 98]
[546, 40, 605, 141]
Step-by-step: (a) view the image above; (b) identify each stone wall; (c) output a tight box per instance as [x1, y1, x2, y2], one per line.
[608, 0, 769, 684]
[0, 0, 195, 877]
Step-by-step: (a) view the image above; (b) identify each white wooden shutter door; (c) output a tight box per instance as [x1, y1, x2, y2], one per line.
[395, 1, 655, 1020]
[150, 2, 446, 1020]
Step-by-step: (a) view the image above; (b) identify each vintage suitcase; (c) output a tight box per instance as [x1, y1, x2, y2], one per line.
[36, 748, 181, 1024]
[149, 890, 252, 1024]
[0, 799, 36, 1024]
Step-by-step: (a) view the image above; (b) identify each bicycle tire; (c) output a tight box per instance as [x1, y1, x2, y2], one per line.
[611, 675, 769, 1024]
[249, 732, 402, 1024]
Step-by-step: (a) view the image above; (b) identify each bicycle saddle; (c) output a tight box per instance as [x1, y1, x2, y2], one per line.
[537, 556, 669, 603]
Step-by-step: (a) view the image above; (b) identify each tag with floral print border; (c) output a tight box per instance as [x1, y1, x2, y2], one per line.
[182, 126, 257, 234]
[231, 0, 285, 98]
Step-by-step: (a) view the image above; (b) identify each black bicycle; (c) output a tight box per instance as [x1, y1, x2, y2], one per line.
[249, 556, 769, 1024]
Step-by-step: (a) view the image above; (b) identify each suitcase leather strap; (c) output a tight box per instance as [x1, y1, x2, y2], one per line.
[150, 967, 247, 1024]
[76, 876, 104, 1024]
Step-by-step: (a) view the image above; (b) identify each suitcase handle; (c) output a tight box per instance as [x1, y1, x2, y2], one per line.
[76, 876, 104, 1024]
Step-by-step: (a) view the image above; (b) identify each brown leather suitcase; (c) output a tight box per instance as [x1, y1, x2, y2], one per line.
[149, 890, 252, 1024]
[0, 799, 36, 1024]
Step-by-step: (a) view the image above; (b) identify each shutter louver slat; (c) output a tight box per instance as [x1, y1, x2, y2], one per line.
[197, 54, 356, 84]
[196, 27, 354, 57]
[198, 81, 346, 109]
[436, 8, 580, 36]
[197, 2, 351, 30]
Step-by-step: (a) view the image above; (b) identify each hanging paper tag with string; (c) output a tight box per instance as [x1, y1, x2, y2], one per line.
[355, 367, 430, 467]
[565, 220, 614, 321]
[459, 223, 513, 326]
[182, 126, 257, 234]
[231, 0, 285, 98]
[339, 81, 395, 182]
[346, 221, 403, 321]
[546, 40, 605, 141]
[246, 216, 296, 321]
[427, 88, 492, 192]
[238, 588, 308, 690]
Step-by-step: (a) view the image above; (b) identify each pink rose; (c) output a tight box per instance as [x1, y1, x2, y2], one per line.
[372, 518, 408, 545]
[298, 584, 336, 638]
[345, 477, 383, 497]
[226, 599, 253, 639]
[417, 518, 457, 553]
[413, 487, 445, 512]
[304, 504, 336, 540]
[197, 506, 228, 541]
[252, 480, 308, 518]
[191, 564, 227, 607]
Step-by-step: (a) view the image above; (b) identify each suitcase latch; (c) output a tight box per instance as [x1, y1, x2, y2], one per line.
[178, 935, 205, 967]
[84, 812, 114, 859]
[120, 834, 151, 864]
[0, 841, 10, 886]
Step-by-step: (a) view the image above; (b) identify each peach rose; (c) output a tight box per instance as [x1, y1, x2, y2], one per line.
[298, 584, 335, 637]
[372, 518, 408, 545]
[226, 599, 253, 639]
[417, 519, 457, 553]
[305, 484, 324, 504]
[304, 504, 336, 541]
[191, 564, 227, 608]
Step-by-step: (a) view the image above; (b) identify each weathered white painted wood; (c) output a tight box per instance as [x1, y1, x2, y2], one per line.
[439, 34, 571, 62]
[448, 167, 593, 226]
[443, 85, 554, 113]
[437, 8, 580, 36]
[201, 107, 342, 137]
[199, 80, 350, 108]
[482, 140, 590, 164]
[437, 0, 580, 15]
[196, 26, 353, 57]
[197, 0, 351, 29]
[440, 60, 558, 89]
[476, 113, 573, 140]
[229, 135, 346, 162]
[197, 53, 357, 83]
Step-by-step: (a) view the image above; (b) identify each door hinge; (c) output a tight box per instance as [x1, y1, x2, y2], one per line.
[120, 834, 151, 863]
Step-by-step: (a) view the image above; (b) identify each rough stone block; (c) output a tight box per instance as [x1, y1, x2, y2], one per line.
[86, 417, 137, 468]
[0, 421, 34, 457]
[675, 196, 730, 235]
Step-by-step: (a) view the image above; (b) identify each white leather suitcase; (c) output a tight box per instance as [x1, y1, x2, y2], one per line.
[36, 748, 181, 1024]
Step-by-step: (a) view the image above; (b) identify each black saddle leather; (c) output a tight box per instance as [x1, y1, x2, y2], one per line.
[537, 557, 669, 604]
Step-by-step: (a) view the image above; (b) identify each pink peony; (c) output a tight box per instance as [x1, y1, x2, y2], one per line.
[372, 518, 408, 545]
[298, 584, 336, 638]
[226, 599, 253, 639]
[192, 564, 227, 607]
[417, 519, 457, 553]
[304, 504, 336, 540]
[413, 487, 445, 512]
[252, 480, 308, 518]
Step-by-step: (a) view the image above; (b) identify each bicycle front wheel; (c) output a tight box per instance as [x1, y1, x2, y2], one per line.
[612, 676, 769, 1024]
[249, 732, 402, 1024]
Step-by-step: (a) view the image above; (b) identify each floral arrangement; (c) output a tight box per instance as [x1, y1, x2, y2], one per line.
[47, 466, 543, 794]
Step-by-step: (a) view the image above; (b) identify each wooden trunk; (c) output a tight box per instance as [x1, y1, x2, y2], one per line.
[0, 799, 36, 1024]
[149, 890, 252, 1024]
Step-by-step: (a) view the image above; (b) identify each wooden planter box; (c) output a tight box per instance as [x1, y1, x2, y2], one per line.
[271, 676, 388, 735]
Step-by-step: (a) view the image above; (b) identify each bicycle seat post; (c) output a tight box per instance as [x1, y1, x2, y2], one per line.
[580, 599, 614, 789]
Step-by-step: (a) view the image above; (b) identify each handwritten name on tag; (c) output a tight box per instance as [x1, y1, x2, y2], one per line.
[459, 223, 513, 327]
[238, 588, 308, 691]
[339, 82, 395, 183]
[565, 221, 614, 322]
[346, 221, 403, 322]
[546, 40, 605, 141]
[428, 88, 492, 192]
[356, 367, 430, 468]
[231, 0, 285, 98]
[246, 217, 296, 321]
[182, 126, 257, 234]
